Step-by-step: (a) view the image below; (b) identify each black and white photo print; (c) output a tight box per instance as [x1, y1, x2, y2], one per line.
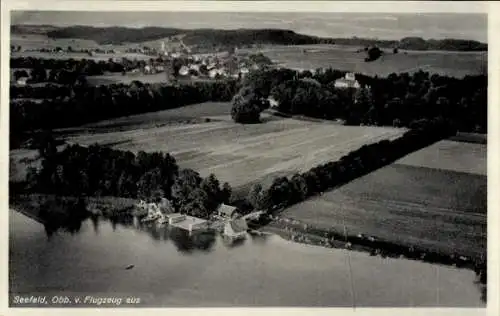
[2, 1, 493, 312]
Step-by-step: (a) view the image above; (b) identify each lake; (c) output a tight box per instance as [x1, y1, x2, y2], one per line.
[9, 209, 485, 307]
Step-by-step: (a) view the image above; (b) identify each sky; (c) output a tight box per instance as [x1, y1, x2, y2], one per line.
[11, 11, 488, 42]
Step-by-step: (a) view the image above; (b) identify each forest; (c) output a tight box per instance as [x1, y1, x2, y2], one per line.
[234, 68, 487, 133]
[25, 139, 232, 220]
[10, 79, 240, 147]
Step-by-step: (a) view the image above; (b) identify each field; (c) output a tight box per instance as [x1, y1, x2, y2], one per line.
[57, 102, 405, 188]
[241, 44, 486, 78]
[283, 139, 487, 259]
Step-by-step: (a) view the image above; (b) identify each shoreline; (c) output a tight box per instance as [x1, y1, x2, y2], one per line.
[251, 215, 485, 275]
[9, 190, 486, 285]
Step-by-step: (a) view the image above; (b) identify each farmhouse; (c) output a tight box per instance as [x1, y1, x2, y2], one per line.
[334, 73, 361, 89]
[223, 218, 249, 239]
[217, 204, 240, 219]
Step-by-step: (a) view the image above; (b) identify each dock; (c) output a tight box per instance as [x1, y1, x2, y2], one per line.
[166, 213, 208, 232]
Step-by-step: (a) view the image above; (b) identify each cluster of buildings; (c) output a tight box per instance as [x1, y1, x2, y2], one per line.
[155, 40, 267, 80]
[136, 199, 250, 240]
[170, 56, 256, 80]
[333, 72, 361, 89]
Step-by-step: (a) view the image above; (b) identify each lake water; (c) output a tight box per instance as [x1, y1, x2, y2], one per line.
[9, 209, 484, 307]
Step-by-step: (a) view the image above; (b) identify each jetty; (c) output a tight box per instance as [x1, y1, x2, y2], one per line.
[166, 213, 208, 232]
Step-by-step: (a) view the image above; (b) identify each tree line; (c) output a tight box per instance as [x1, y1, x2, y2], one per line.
[235, 68, 486, 133]
[11, 56, 131, 74]
[11, 56, 170, 85]
[11, 56, 166, 73]
[26, 140, 232, 219]
[11, 80, 239, 146]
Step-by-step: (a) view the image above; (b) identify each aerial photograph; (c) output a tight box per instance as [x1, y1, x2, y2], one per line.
[8, 9, 487, 308]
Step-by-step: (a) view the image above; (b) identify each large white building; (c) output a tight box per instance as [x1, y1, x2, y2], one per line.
[334, 73, 361, 89]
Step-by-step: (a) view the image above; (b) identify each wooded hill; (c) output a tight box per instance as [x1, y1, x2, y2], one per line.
[11, 25, 487, 52]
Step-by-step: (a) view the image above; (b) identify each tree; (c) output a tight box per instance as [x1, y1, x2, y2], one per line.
[365, 46, 382, 62]
[171, 168, 203, 208]
[290, 173, 308, 202]
[30, 65, 47, 82]
[220, 182, 232, 204]
[247, 183, 271, 210]
[268, 177, 293, 207]
[248, 184, 263, 209]
[13, 69, 29, 81]
[200, 174, 222, 212]
[179, 188, 211, 218]
[137, 168, 164, 201]
[36, 130, 58, 160]
[25, 167, 39, 191]
[231, 86, 264, 124]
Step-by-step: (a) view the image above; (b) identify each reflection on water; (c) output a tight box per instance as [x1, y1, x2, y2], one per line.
[46, 210, 236, 254]
[9, 208, 484, 307]
[39, 197, 89, 239]
[32, 197, 244, 254]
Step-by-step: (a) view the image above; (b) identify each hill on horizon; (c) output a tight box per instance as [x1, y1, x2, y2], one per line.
[10, 24, 488, 52]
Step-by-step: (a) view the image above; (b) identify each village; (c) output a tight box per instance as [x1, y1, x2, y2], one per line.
[12, 37, 272, 82]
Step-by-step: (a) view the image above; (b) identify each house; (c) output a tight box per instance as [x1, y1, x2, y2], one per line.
[208, 68, 226, 79]
[178, 65, 190, 76]
[207, 62, 217, 70]
[239, 67, 250, 76]
[334, 73, 361, 89]
[142, 203, 165, 222]
[217, 204, 240, 219]
[268, 96, 280, 108]
[223, 218, 248, 239]
[299, 77, 322, 87]
[16, 77, 28, 86]
[189, 64, 200, 72]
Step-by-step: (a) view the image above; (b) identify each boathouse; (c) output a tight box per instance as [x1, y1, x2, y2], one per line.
[166, 213, 208, 232]
[223, 218, 248, 239]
